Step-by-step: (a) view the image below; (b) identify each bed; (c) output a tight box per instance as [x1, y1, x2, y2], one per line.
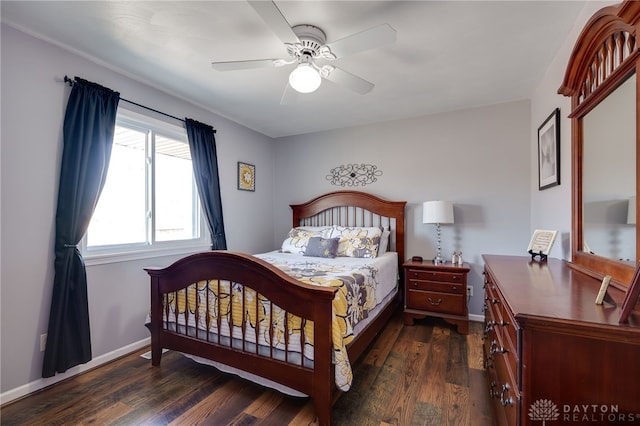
[144, 190, 406, 425]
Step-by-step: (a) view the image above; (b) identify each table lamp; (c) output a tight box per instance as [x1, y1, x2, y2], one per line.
[423, 200, 454, 264]
[628, 195, 636, 225]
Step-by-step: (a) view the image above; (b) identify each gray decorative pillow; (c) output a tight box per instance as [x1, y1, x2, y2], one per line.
[304, 237, 340, 258]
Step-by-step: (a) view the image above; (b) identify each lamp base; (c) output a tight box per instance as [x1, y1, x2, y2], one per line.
[433, 254, 444, 265]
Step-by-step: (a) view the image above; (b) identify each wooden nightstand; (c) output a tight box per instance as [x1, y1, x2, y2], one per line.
[403, 259, 470, 334]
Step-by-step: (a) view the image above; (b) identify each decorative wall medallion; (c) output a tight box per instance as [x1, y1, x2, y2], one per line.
[326, 164, 382, 187]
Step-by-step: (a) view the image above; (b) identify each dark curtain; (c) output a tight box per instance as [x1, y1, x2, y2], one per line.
[185, 119, 227, 250]
[42, 77, 120, 377]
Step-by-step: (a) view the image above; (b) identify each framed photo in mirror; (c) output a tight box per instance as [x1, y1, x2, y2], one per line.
[538, 108, 560, 190]
[619, 262, 640, 323]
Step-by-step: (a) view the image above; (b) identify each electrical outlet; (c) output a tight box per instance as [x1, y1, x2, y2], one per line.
[467, 285, 473, 297]
[40, 334, 47, 352]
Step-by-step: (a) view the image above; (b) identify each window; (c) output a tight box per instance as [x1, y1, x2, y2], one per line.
[82, 109, 208, 263]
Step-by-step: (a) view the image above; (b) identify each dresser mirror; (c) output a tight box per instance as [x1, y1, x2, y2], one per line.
[582, 75, 635, 263]
[559, 0, 640, 287]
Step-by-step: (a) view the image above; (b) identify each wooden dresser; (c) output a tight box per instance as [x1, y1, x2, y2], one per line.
[482, 255, 640, 426]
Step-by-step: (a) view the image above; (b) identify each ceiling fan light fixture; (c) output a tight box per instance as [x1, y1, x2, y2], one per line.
[289, 63, 321, 93]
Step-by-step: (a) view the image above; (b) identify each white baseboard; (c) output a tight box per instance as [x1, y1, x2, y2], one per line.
[469, 313, 485, 322]
[0, 337, 150, 406]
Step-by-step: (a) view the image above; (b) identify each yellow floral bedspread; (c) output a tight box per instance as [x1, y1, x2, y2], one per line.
[163, 253, 382, 391]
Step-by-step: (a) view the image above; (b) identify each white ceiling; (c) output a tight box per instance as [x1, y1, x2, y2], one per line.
[1, 1, 589, 138]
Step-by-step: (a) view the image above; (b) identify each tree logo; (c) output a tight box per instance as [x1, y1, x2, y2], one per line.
[529, 399, 560, 425]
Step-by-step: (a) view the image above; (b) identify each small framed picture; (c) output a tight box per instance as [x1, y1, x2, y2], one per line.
[527, 229, 558, 256]
[238, 162, 255, 191]
[619, 262, 640, 323]
[538, 108, 560, 190]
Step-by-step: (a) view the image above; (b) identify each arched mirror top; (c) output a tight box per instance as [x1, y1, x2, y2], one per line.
[559, 0, 640, 287]
[559, 1, 639, 106]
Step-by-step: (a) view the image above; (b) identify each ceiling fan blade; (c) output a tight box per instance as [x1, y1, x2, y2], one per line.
[248, 1, 300, 45]
[280, 83, 300, 105]
[324, 67, 374, 95]
[325, 23, 396, 59]
[211, 59, 280, 71]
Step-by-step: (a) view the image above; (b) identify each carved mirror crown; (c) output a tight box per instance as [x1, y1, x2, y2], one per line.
[559, 0, 640, 287]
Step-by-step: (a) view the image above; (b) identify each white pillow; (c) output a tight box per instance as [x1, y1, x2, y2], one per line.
[379, 228, 391, 254]
[281, 226, 333, 254]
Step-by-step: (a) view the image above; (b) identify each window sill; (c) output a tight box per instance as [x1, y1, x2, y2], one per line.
[83, 243, 211, 266]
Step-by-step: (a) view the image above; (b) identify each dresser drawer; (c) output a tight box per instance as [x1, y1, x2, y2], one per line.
[407, 278, 465, 294]
[406, 289, 464, 314]
[488, 331, 517, 389]
[499, 303, 518, 357]
[493, 348, 519, 426]
[406, 268, 466, 284]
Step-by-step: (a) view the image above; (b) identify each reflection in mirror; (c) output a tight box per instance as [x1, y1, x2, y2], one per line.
[582, 76, 635, 262]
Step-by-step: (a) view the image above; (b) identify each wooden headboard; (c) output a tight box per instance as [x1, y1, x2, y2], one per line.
[290, 191, 407, 268]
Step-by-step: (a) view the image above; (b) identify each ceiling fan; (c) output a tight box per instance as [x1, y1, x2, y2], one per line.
[211, 1, 396, 101]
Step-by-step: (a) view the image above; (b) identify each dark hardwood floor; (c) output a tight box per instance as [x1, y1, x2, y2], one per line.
[1, 311, 493, 425]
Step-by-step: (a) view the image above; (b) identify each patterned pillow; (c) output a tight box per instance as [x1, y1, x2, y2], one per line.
[329, 226, 383, 258]
[281, 226, 332, 254]
[304, 237, 340, 258]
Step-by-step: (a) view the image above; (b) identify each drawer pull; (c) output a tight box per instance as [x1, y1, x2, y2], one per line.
[489, 381, 498, 398]
[452, 276, 458, 281]
[427, 297, 443, 306]
[484, 357, 494, 369]
[489, 338, 508, 355]
[490, 345, 508, 355]
[500, 384, 514, 407]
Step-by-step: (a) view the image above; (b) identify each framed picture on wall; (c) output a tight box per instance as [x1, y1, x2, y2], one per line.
[538, 108, 561, 190]
[238, 162, 255, 191]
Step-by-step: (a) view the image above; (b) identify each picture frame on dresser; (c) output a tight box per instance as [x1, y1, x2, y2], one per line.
[619, 262, 640, 323]
[527, 229, 557, 261]
[537, 108, 560, 190]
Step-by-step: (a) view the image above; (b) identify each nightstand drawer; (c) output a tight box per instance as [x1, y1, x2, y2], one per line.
[406, 289, 464, 315]
[407, 279, 464, 294]
[406, 269, 466, 284]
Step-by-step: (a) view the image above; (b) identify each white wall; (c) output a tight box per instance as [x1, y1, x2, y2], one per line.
[272, 100, 532, 317]
[530, 0, 618, 260]
[0, 24, 275, 397]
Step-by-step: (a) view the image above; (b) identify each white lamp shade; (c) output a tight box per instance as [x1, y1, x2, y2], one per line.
[423, 200, 454, 224]
[628, 196, 636, 225]
[289, 64, 321, 93]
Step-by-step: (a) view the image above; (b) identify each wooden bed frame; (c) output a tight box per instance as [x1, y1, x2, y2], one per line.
[145, 191, 406, 425]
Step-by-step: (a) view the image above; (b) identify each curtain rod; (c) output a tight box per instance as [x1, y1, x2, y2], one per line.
[63, 76, 216, 133]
